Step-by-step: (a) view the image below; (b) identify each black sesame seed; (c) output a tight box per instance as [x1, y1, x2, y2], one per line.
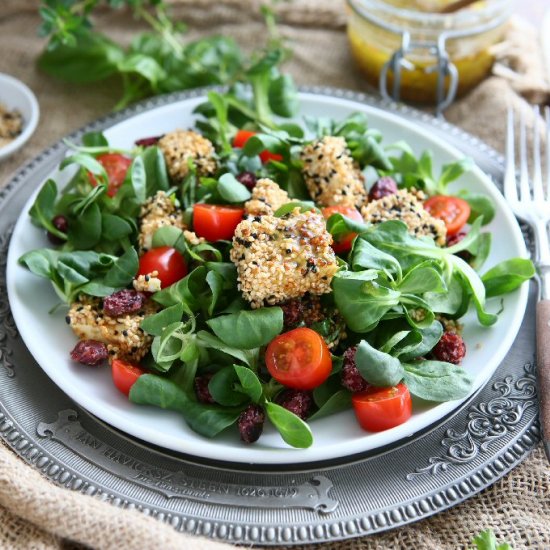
[318, 154, 324, 160]
[144, 275, 150, 282]
[122, 330, 128, 337]
[254, 216, 261, 222]
[131, 346, 138, 353]
[109, 350, 116, 355]
[65, 315, 71, 324]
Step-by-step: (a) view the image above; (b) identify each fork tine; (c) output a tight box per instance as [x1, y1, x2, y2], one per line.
[546, 106, 550, 201]
[519, 108, 531, 201]
[533, 105, 544, 202]
[504, 108, 518, 203]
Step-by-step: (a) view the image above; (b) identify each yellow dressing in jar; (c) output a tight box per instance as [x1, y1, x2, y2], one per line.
[346, 0, 512, 110]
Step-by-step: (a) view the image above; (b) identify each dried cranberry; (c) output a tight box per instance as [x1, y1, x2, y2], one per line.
[280, 298, 304, 329]
[276, 389, 313, 420]
[446, 231, 472, 262]
[194, 374, 215, 404]
[238, 404, 265, 443]
[47, 214, 69, 245]
[70, 339, 108, 366]
[368, 177, 398, 201]
[432, 332, 466, 365]
[135, 135, 162, 147]
[341, 346, 370, 393]
[103, 289, 146, 317]
[236, 171, 257, 190]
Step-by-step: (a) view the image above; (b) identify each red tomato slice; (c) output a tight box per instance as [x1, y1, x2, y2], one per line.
[112, 359, 145, 396]
[352, 383, 412, 432]
[88, 153, 132, 197]
[265, 327, 332, 390]
[233, 129, 283, 164]
[424, 195, 471, 237]
[138, 246, 188, 288]
[193, 203, 244, 241]
[322, 205, 364, 254]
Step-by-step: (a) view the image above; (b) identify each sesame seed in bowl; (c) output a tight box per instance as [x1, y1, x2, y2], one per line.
[0, 73, 40, 161]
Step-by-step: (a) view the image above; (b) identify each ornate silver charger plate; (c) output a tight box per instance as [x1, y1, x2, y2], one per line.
[0, 87, 539, 546]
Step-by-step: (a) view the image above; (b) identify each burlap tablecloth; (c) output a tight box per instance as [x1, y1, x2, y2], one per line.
[1, 2, 549, 548]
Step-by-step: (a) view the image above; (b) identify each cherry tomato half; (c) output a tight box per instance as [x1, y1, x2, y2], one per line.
[88, 153, 132, 197]
[265, 327, 332, 390]
[322, 205, 364, 254]
[352, 383, 412, 432]
[424, 195, 471, 237]
[193, 203, 244, 241]
[138, 246, 188, 288]
[233, 129, 283, 164]
[112, 359, 145, 396]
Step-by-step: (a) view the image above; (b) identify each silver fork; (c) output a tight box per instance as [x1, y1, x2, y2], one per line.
[504, 106, 550, 461]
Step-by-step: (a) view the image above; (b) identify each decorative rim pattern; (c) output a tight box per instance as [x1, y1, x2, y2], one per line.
[0, 87, 539, 545]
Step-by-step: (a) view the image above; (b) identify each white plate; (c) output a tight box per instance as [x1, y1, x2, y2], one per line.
[6, 92, 529, 465]
[0, 73, 40, 161]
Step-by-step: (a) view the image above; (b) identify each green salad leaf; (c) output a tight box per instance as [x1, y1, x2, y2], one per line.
[265, 402, 313, 449]
[130, 375, 242, 437]
[206, 307, 283, 350]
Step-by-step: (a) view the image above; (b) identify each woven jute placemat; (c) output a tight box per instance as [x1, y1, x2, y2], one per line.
[0, 1, 549, 548]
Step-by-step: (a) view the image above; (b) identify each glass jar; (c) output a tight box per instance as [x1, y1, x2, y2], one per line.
[346, 0, 513, 114]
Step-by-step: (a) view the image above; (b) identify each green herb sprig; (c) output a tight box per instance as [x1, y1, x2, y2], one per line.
[38, 0, 290, 110]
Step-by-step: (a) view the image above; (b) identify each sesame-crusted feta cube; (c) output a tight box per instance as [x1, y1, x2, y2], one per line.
[67, 296, 159, 363]
[300, 136, 367, 209]
[244, 178, 290, 216]
[230, 208, 339, 308]
[158, 130, 217, 181]
[361, 188, 447, 245]
[138, 191, 185, 252]
[133, 272, 162, 293]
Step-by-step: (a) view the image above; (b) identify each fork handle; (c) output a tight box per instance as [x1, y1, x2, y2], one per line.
[536, 301, 550, 448]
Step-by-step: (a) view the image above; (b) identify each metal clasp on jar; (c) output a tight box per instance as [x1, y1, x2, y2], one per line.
[380, 30, 458, 117]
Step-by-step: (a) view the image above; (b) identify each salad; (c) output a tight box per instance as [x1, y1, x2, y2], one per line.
[19, 58, 534, 450]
